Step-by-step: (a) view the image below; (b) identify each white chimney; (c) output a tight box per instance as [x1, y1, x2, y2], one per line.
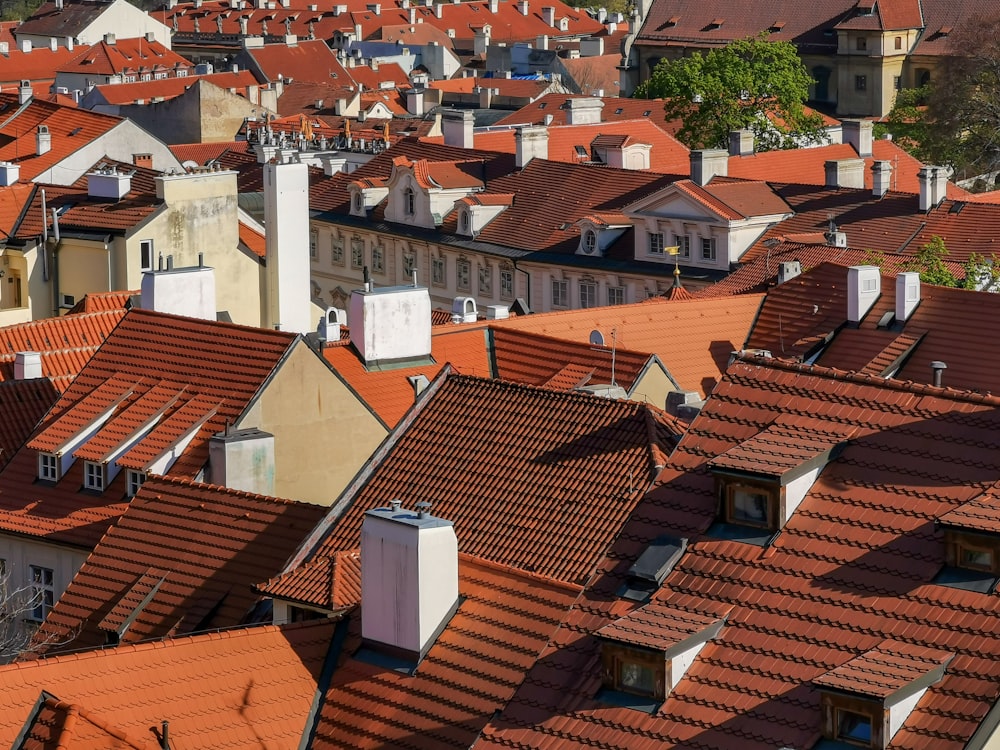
[918, 166, 947, 211]
[49, 37, 57, 51]
[895, 271, 920, 322]
[0, 161, 20, 186]
[842, 118, 873, 158]
[360, 502, 459, 661]
[349, 284, 432, 367]
[18, 80, 32, 104]
[518, 0, 528, 13]
[442, 109, 474, 149]
[489, 0, 498, 10]
[435, 2, 443, 17]
[872, 159, 892, 198]
[87, 167, 131, 199]
[451, 296, 477, 323]
[318, 306, 347, 341]
[14, 351, 42, 380]
[140, 257, 218, 321]
[824, 159, 865, 189]
[485, 304, 509, 319]
[777, 260, 801, 284]
[535, 34, 548, 49]
[406, 88, 425, 115]
[565, 96, 603, 125]
[104, 32, 116, 45]
[263, 160, 312, 333]
[847, 265, 881, 324]
[514, 124, 548, 167]
[208, 427, 275, 496]
[690, 149, 728, 186]
[729, 129, 753, 157]
[19, 39, 31, 53]
[542, 5, 555, 25]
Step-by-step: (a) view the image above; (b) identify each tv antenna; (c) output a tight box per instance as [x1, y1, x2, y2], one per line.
[589, 328, 618, 386]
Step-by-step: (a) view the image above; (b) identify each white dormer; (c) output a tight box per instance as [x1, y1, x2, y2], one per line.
[348, 178, 389, 217]
[383, 156, 484, 229]
[575, 214, 631, 257]
[455, 195, 511, 237]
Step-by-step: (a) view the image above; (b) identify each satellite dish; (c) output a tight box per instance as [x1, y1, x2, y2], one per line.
[589, 329, 605, 347]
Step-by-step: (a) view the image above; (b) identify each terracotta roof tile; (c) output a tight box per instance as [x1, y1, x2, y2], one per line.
[479, 358, 1000, 750]
[596, 600, 728, 651]
[0, 378, 59, 471]
[33, 476, 327, 653]
[66, 290, 135, 314]
[0, 621, 335, 749]
[494, 295, 764, 397]
[238, 217, 266, 258]
[57, 38, 189, 77]
[349, 61, 409, 91]
[90, 69, 257, 106]
[241, 39, 351, 84]
[280, 373, 681, 597]
[169, 140, 250, 167]
[0, 45, 84, 87]
[312, 554, 580, 750]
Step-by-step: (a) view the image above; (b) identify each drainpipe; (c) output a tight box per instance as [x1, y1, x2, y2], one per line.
[50, 207, 61, 315]
[512, 259, 531, 312]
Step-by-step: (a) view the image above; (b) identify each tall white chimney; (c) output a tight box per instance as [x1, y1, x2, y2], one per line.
[18, 80, 32, 104]
[690, 149, 728, 186]
[361, 501, 459, 661]
[514, 125, 548, 167]
[264, 159, 312, 333]
[14, 351, 42, 380]
[842, 118, 873, 158]
[441, 109, 474, 149]
[847, 265, 881, 324]
[208, 427, 275, 496]
[542, 5, 555, 25]
[918, 166, 947, 212]
[349, 284, 432, 367]
[36, 124, 51, 155]
[895, 271, 920, 323]
[872, 160, 892, 198]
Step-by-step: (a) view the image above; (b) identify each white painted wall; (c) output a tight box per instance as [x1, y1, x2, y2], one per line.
[140, 264, 217, 320]
[264, 160, 312, 333]
[349, 285, 432, 365]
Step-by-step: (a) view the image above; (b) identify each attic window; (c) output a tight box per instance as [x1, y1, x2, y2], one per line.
[769, 20, 785, 31]
[935, 494, 1000, 591]
[126, 469, 146, 498]
[84, 461, 105, 491]
[582, 229, 597, 253]
[574, 145, 588, 158]
[620, 534, 687, 601]
[614, 107, 623, 114]
[666, 15, 679, 25]
[38, 452, 59, 482]
[707, 17, 724, 28]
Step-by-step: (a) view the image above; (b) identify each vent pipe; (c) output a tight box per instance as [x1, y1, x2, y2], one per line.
[931, 360, 946, 387]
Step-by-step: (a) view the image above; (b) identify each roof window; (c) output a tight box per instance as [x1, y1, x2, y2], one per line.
[620, 534, 687, 601]
[934, 491, 1000, 592]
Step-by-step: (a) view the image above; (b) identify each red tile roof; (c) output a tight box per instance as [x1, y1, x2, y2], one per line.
[494, 295, 764, 396]
[238, 217, 266, 258]
[479, 358, 1000, 750]
[276, 373, 680, 601]
[33, 476, 327, 654]
[66, 290, 135, 314]
[0, 184, 35, 238]
[57, 38, 189, 77]
[348, 61, 409, 91]
[0, 378, 59, 471]
[430, 75, 551, 99]
[240, 39, 351, 84]
[0, 620, 335, 749]
[0, 309, 296, 548]
[89, 69, 258, 105]
[311, 554, 581, 750]
[0, 45, 85, 85]
[169, 139, 250, 166]
[813, 640, 952, 699]
[18, 695, 159, 750]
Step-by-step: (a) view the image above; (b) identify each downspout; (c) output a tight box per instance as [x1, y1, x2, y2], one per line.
[50, 208, 61, 315]
[512, 258, 531, 313]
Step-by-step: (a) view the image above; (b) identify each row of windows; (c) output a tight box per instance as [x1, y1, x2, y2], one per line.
[37, 453, 146, 497]
[552, 280, 625, 308]
[854, 35, 905, 52]
[648, 232, 715, 261]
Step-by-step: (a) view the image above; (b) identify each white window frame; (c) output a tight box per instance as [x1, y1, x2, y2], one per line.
[673, 234, 690, 258]
[648, 232, 665, 255]
[38, 452, 58, 482]
[607, 286, 625, 306]
[331, 236, 344, 265]
[500, 269, 514, 300]
[583, 230, 597, 253]
[350, 238, 364, 269]
[309, 228, 318, 259]
[126, 469, 146, 498]
[701, 237, 716, 261]
[84, 461, 105, 492]
[28, 565, 54, 622]
[372, 245, 384, 273]
[139, 239, 154, 271]
[552, 279, 569, 307]
[579, 281, 597, 308]
[403, 252, 416, 277]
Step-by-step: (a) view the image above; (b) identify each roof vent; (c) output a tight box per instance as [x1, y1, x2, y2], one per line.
[621, 534, 687, 601]
[0, 161, 20, 186]
[318, 306, 347, 341]
[349, 284, 433, 369]
[931, 360, 946, 387]
[451, 296, 477, 323]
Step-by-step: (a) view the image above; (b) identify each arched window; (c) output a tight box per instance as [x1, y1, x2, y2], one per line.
[460, 211, 470, 232]
[404, 186, 415, 215]
[583, 230, 597, 253]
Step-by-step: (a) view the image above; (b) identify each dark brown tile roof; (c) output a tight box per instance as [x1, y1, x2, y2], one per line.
[15, 0, 109, 37]
[32, 476, 327, 654]
[311, 554, 581, 750]
[277, 373, 681, 600]
[478, 358, 1000, 750]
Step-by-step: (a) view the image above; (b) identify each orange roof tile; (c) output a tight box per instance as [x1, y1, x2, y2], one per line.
[66, 290, 135, 314]
[240, 39, 351, 84]
[0, 621, 335, 749]
[89, 69, 258, 106]
[57, 38, 189, 77]
[169, 140, 250, 167]
[493, 295, 764, 396]
[479, 358, 1000, 750]
[282, 373, 680, 592]
[0, 184, 35, 238]
[34, 476, 327, 653]
[18, 696, 158, 750]
[311, 554, 580, 749]
[0, 45, 84, 85]
[238, 218, 266, 258]
[348, 61, 409, 91]
[0, 309, 296, 548]
[0, 378, 59, 471]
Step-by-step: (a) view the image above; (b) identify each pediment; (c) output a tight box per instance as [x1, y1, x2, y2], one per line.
[625, 187, 721, 223]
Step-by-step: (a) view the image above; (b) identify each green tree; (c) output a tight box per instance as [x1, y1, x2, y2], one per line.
[962, 253, 1000, 291]
[634, 34, 826, 151]
[906, 236, 958, 287]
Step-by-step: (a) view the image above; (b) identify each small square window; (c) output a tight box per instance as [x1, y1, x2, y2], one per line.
[38, 453, 58, 482]
[959, 544, 993, 571]
[456, 259, 471, 291]
[836, 708, 873, 745]
[432, 256, 446, 286]
[855, 75, 867, 91]
[674, 234, 690, 258]
[551, 279, 568, 307]
[607, 286, 625, 306]
[730, 488, 770, 527]
[648, 232, 665, 255]
[894, 35, 902, 50]
[84, 461, 105, 492]
[618, 661, 655, 695]
[893, 75, 901, 91]
[500, 269, 514, 300]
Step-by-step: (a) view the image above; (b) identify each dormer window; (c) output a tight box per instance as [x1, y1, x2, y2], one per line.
[727, 482, 775, 528]
[84, 461, 105, 492]
[38, 452, 59, 482]
[404, 186, 415, 215]
[460, 210, 470, 233]
[582, 229, 597, 254]
[353, 193, 362, 213]
[935, 492, 1000, 591]
[126, 469, 146, 498]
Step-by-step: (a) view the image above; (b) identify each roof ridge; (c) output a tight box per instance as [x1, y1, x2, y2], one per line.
[458, 551, 584, 593]
[139, 473, 321, 508]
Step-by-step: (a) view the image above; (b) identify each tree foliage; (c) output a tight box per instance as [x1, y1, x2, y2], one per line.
[906, 235, 957, 287]
[634, 34, 826, 151]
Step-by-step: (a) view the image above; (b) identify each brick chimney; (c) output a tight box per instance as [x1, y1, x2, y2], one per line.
[132, 153, 153, 169]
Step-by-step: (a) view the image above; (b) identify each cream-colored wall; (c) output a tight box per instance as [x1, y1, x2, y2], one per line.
[133, 170, 263, 326]
[630, 362, 676, 409]
[238, 341, 388, 506]
[0, 245, 42, 324]
[57, 237, 112, 306]
[79, 1, 172, 47]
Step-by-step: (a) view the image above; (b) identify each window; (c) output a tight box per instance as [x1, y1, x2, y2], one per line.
[432, 256, 446, 286]
[456, 259, 470, 291]
[139, 239, 154, 271]
[460, 211, 470, 233]
[836, 709, 873, 746]
[960, 545, 993, 571]
[673, 234, 690, 258]
[403, 186, 415, 215]
[403, 252, 416, 278]
[353, 192, 363, 213]
[84, 461, 105, 492]
[855, 36, 867, 50]
[351, 238, 364, 269]
[607, 286, 625, 306]
[551, 279, 568, 307]
[500, 269, 514, 299]
[60, 294, 75, 308]
[701, 237, 716, 261]
[580, 282, 597, 308]
[893, 75, 901, 91]
[126, 470, 146, 498]
[372, 245, 384, 273]
[894, 35, 902, 50]
[582, 229, 597, 254]
[331, 237, 344, 265]
[478, 265, 492, 295]
[29, 565, 54, 622]
[648, 232, 665, 255]
[600, 643, 667, 702]
[855, 75, 867, 91]
[38, 453, 58, 482]
[729, 487, 771, 528]
[619, 661, 655, 695]
[309, 229, 318, 259]
[141, 72, 151, 82]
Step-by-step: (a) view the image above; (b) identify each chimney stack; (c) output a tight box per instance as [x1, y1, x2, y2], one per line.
[208, 428, 275, 496]
[36, 124, 51, 155]
[140, 259, 217, 320]
[14, 351, 42, 380]
[847, 265, 881, 324]
[690, 149, 728, 186]
[824, 158, 865, 189]
[728, 129, 753, 157]
[518, 0, 528, 14]
[895, 271, 920, 323]
[264, 160, 313, 333]
[542, 5, 555, 25]
[441, 109, 474, 149]
[361, 502, 459, 661]
[318, 306, 346, 341]
[565, 96, 603, 125]
[18, 80, 32, 104]
[514, 124, 548, 167]
[871, 159, 891, 198]
[349, 284, 432, 366]
[777, 260, 801, 284]
[918, 166, 947, 211]
[842, 118, 873, 158]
